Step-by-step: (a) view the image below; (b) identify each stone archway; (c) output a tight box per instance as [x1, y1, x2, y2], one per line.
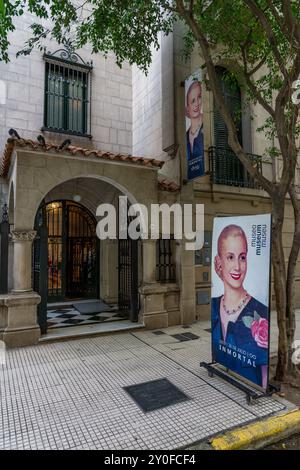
[4, 148, 174, 346]
[33, 177, 142, 334]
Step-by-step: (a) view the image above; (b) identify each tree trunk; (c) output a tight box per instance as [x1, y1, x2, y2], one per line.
[272, 198, 289, 381]
[286, 185, 300, 376]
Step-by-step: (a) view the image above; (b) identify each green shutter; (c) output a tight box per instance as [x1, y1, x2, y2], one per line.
[214, 67, 243, 148]
[213, 67, 245, 184]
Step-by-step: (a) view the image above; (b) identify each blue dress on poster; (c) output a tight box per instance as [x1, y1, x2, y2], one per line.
[186, 127, 205, 180]
[211, 296, 269, 387]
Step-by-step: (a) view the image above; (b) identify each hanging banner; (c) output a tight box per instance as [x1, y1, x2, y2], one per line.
[211, 214, 272, 390]
[185, 70, 205, 180]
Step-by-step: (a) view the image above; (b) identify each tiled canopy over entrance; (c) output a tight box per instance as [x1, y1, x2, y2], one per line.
[2, 138, 165, 230]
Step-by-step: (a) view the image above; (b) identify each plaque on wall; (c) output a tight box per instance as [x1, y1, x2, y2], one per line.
[197, 290, 210, 305]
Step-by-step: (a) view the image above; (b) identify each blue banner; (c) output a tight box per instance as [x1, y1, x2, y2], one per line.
[185, 70, 205, 180]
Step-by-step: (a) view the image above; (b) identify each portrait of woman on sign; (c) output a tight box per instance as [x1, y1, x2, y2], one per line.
[185, 71, 205, 180]
[211, 217, 271, 389]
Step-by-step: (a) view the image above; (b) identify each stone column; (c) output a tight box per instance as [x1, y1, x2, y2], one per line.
[10, 230, 36, 293]
[142, 239, 157, 283]
[178, 184, 196, 325]
[1, 230, 41, 347]
[179, 238, 196, 324]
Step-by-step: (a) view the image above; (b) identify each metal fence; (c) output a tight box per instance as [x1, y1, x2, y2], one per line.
[156, 238, 176, 283]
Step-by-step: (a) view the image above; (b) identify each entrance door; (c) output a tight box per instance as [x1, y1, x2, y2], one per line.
[66, 202, 98, 299]
[34, 200, 99, 309]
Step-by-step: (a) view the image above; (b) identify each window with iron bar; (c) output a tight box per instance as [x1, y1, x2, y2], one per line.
[156, 238, 176, 283]
[43, 58, 92, 137]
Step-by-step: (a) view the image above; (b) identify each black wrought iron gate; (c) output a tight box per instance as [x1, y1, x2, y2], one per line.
[33, 203, 48, 334]
[33, 200, 99, 333]
[0, 204, 9, 295]
[118, 237, 139, 322]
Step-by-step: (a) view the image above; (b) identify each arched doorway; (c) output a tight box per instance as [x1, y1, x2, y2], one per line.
[33, 193, 140, 335]
[33, 200, 99, 305]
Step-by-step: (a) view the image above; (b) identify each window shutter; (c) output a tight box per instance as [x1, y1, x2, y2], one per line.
[213, 67, 243, 148]
[213, 67, 245, 184]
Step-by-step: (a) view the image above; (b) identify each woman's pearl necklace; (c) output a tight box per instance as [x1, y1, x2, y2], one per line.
[190, 125, 201, 137]
[222, 292, 249, 315]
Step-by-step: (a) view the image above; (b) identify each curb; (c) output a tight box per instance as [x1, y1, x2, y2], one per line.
[209, 409, 300, 450]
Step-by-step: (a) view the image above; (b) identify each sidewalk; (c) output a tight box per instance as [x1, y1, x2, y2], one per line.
[1, 313, 299, 450]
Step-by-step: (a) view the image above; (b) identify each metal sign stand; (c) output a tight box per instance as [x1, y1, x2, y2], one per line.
[200, 361, 280, 405]
[205, 214, 278, 405]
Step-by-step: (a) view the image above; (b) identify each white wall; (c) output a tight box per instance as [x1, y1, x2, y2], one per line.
[132, 32, 180, 182]
[132, 38, 164, 159]
[132, 32, 177, 159]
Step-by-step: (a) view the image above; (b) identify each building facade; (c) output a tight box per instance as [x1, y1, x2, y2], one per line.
[0, 13, 298, 347]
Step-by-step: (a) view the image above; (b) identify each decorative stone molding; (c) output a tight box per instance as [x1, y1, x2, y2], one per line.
[10, 230, 37, 242]
[139, 283, 180, 295]
[5, 292, 41, 306]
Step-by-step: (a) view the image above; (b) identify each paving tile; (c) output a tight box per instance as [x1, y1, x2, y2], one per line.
[0, 323, 289, 450]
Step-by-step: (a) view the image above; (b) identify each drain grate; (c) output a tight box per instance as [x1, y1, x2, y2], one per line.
[180, 332, 200, 340]
[123, 378, 189, 412]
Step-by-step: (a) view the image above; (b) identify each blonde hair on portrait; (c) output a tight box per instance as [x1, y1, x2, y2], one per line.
[185, 80, 202, 118]
[214, 224, 248, 280]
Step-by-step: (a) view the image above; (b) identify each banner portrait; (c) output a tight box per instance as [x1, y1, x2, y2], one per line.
[211, 214, 272, 390]
[185, 70, 205, 180]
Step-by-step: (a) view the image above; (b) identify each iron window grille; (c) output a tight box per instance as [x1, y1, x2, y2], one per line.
[156, 238, 176, 283]
[42, 45, 92, 137]
[209, 146, 262, 189]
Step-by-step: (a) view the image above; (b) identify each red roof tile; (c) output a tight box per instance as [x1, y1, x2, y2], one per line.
[0, 138, 164, 178]
[158, 179, 180, 192]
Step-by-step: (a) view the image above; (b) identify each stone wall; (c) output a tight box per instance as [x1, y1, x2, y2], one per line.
[132, 32, 180, 183]
[0, 9, 133, 189]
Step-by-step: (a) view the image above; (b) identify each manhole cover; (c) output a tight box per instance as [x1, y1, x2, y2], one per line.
[181, 332, 199, 340]
[124, 378, 189, 412]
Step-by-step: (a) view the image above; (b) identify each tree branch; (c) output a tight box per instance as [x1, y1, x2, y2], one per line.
[243, 0, 289, 79]
[248, 55, 267, 77]
[160, 1, 180, 15]
[282, 0, 300, 46]
[189, 0, 195, 16]
[175, 0, 274, 194]
[240, 44, 275, 119]
[266, 0, 286, 32]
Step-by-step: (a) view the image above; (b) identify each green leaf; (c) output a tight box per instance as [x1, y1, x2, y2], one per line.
[254, 311, 260, 321]
[0, 0, 5, 17]
[242, 316, 254, 329]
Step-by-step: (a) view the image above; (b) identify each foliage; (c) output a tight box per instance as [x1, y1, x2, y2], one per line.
[1, 1, 299, 152]
[0, 1, 174, 70]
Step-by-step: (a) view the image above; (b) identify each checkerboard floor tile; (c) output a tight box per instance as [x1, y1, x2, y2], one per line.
[47, 306, 128, 329]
